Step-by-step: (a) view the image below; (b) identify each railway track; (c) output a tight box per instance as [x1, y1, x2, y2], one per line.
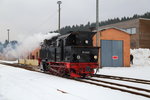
[86, 78, 150, 93]
[0, 62, 40, 72]
[0, 62, 150, 98]
[94, 74, 150, 85]
[73, 78, 150, 98]
[74, 78, 150, 98]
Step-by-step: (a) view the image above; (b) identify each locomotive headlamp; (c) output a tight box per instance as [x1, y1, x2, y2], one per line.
[94, 55, 98, 59]
[85, 40, 89, 44]
[77, 55, 81, 59]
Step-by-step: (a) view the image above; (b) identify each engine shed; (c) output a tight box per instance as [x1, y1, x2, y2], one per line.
[93, 28, 130, 67]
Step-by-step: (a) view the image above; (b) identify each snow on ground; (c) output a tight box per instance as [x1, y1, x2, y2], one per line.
[0, 65, 149, 100]
[0, 49, 150, 100]
[0, 60, 18, 64]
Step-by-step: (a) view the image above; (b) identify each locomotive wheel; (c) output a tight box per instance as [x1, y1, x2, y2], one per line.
[58, 67, 66, 77]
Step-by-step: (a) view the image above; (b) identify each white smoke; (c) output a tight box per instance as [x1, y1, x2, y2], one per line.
[3, 33, 59, 60]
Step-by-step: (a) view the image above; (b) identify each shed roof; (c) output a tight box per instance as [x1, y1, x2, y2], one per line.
[96, 27, 130, 35]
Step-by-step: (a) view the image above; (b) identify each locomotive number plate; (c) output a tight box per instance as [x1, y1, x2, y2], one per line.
[82, 51, 90, 54]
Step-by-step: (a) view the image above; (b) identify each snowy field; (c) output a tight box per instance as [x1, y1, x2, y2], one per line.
[0, 49, 150, 100]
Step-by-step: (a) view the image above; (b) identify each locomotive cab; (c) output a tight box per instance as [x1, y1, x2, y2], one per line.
[65, 31, 95, 46]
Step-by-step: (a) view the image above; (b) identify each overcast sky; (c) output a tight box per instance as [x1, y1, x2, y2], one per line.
[0, 0, 150, 42]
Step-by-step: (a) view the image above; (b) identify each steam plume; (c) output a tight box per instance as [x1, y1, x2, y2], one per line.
[1, 33, 59, 60]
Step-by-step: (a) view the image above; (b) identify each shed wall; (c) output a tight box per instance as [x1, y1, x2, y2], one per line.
[93, 28, 130, 67]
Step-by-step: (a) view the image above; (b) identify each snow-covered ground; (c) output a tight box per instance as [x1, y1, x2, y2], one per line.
[0, 49, 150, 100]
[0, 60, 18, 64]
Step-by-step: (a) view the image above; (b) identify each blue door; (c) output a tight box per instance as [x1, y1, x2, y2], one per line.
[101, 40, 123, 67]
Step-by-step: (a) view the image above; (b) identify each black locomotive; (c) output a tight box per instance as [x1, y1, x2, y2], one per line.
[39, 31, 99, 77]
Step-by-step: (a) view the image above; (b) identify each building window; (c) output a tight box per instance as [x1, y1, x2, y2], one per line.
[124, 28, 136, 34]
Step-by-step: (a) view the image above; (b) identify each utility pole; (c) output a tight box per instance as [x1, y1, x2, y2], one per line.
[7, 29, 10, 43]
[96, 0, 101, 73]
[96, 0, 99, 47]
[57, 1, 62, 33]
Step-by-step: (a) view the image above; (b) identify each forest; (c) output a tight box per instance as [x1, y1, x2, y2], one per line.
[52, 12, 150, 34]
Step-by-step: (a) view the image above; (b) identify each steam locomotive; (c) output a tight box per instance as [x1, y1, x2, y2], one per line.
[39, 31, 99, 78]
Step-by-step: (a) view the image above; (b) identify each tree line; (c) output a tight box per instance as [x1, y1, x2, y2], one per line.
[0, 40, 18, 53]
[51, 12, 150, 34]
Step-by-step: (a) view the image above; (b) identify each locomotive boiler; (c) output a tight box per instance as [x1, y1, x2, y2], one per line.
[39, 31, 99, 78]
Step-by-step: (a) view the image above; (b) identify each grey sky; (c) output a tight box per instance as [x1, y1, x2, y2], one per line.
[0, 0, 150, 42]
